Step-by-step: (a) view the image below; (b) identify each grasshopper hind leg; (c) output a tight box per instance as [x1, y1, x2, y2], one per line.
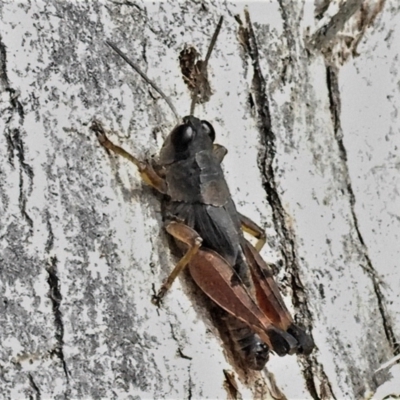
[152, 221, 203, 306]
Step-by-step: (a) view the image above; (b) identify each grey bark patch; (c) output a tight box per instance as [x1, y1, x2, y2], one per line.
[0, 1, 398, 399]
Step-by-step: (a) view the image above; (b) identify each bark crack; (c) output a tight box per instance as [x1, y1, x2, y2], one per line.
[187, 365, 193, 400]
[236, 10, 336, 400]
[28, 373, 41, 400]
[169, 322, 192, 360]
[45, 210, 55, 253]
[46, 256, 69, 382]
[0, 36, 9, 91]
[5, 127, 34, 231]
[1, 37, 33, 232]
[326, 65, 399, 356]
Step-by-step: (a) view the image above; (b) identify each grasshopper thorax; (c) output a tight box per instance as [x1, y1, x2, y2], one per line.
[159, 115, 229, 206]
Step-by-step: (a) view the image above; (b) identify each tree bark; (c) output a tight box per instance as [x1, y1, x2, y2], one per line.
[0, 1, 399, 399]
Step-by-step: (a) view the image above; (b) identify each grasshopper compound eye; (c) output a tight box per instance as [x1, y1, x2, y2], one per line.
[171, 125, 194, 151]
[201, 120, 215, 142]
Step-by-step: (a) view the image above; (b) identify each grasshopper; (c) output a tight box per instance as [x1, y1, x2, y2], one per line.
[92, 16, 314, 370]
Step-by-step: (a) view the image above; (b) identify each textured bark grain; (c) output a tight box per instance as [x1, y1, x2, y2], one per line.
[0, 1, 399, 399]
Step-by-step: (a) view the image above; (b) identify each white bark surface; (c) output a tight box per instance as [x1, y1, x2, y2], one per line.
[0, 1, 399, 399]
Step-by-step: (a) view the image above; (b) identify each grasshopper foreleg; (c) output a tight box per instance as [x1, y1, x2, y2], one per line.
[91, 120, 167, 194]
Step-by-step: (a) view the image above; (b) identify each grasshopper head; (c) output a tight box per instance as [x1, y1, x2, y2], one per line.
[159, 115, 215, 165]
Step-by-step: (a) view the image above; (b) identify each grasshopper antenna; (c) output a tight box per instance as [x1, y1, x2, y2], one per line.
[189, 16, 223, 116]
[106, 40, 180, 124]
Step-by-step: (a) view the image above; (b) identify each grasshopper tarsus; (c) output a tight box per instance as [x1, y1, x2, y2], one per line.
[90, 120, 105, 138]
[151, 293, 163, 308]
[151, 282, 166, 307]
